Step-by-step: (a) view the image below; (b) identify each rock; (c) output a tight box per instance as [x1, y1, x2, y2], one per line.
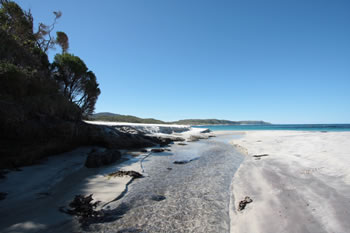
[187, 135, 208, 142]
[173, 157, 199, 165]
[151, 195, 166, 201]
[0, 192, 8, 200]
[151, 148, 165, 153]
[200, 129, 211, 133]
[173, 160, 189, 164]
[171, 137, 186, 142]
[167, 167, 172, 170]
[85, 149, 121, 168]
[140, 149, 148, 153]
[178, 143, 188, 146]
[238, 196, 253, 211]
[107, 170, 143, 179]
[0, 170, 8, 179]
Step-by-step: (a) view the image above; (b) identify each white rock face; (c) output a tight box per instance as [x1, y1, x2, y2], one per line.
[84, 121, 191, 134]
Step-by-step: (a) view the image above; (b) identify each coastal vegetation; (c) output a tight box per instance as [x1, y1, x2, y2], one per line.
[90, 112, 270, 125]
[0, 1, 161, 169]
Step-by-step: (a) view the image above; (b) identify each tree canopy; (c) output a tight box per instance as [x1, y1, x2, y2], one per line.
[56, 31, 69, 53]
[0, 0, 100, 119]
[52, 53, 100, 117]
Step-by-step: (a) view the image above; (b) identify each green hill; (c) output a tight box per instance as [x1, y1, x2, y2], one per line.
[90, 113, 271, 125]
[91, 112, 166, 124]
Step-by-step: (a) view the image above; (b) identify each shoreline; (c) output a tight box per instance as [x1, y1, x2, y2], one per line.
[229, 130, 350, 233]
[0, 124, 214, 233]
[2, 128, 350, 232]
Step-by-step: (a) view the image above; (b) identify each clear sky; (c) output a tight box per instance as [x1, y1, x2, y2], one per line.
[17, 0, 350, 123]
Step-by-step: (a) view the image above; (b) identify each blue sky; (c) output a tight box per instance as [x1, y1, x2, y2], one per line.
[17, 0, 350, 123]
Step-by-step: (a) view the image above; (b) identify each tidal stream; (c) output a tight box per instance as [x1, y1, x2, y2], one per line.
[89, 135, 244, 233]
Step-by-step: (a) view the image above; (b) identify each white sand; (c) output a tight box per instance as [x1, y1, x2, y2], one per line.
[0, 124, 206, 233]
[229, 131, 350, 233]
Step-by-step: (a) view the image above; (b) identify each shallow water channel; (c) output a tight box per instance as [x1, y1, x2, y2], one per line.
[89, 134, 244, 233]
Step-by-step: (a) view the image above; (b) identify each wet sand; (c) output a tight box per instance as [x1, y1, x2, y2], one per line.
[0, 129, 243, 233]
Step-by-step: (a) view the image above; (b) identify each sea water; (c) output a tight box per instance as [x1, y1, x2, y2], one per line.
[194, 124, 350, 132]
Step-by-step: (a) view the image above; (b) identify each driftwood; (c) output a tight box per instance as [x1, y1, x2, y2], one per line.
[238, 196, 253, 211]
[252, 154, 269, 158]
[106, 170, 143, 179]
[60, 194, 103, 224]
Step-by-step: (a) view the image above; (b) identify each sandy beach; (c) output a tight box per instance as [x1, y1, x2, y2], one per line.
[229, 130, 350, 233]
[0, 123, 217, 233]
[2, 127, 350, 233]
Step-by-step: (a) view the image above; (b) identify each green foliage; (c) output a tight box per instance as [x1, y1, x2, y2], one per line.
[52, 53, 100, 117]
[56, 31, 69, 53]
[91, 113, 166, 124]
[0, 0, 35, 47]
[0, 1, 101, 168]
[0, 1, 100, 120]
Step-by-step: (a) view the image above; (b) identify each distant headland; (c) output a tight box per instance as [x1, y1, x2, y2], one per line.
[89, 112, 271, 125]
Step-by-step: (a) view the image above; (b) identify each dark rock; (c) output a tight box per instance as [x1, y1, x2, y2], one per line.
[140, 149, 148, 153]
[0, 170, 9, 179]
[173, 158, 199, 165]
[201, 129, 211, 133]
[178, 143, 187, 146]
[238, 196, 253, 211]
[107, 170, 143, 179]
[85, 149, 121, 168]
[167, 167, 172, 170]
[151, 195, 166, 201]
[151, 148, 165, 153]
[171, 137, 186, 142]
[173, 160, 189, 164]
[158, 137, 173, 146]
[0, 192, 8, 200]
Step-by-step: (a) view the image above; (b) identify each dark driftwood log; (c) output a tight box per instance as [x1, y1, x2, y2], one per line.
[252, 154, 269, 158]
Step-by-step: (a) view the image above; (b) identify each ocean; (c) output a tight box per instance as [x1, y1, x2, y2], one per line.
[194, 124, 350, 132]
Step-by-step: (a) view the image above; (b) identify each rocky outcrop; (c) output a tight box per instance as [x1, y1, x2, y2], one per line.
[85, 149, 122, 168]
[0, 120, 177, 169]
[187, 135, 209, 142]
